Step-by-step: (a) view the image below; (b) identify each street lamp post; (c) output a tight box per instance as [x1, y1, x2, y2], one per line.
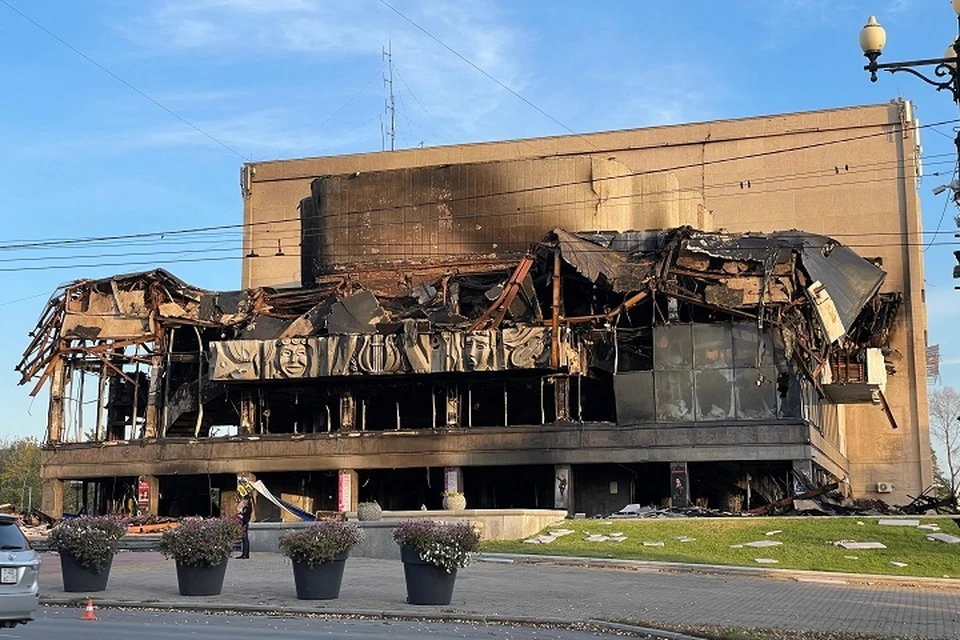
[860, 5, 960, 102]
[861, 5, 960, 287]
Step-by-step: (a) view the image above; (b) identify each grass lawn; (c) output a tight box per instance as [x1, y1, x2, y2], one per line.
[481, 516, 960, 578]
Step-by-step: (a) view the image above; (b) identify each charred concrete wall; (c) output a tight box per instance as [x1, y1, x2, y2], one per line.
[299, 156, 708, 278]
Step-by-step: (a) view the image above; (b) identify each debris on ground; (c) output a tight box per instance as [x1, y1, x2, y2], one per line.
[608, 479, 958, 519]
[744, 540, 783, 548]
[833, 540, 887, 550]
[878, 518, 920, 527]
[927, 533, 960, 544]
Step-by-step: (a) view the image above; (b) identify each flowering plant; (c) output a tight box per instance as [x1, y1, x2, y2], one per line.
[279, 521, 364, 567]
[393, 520, 480, 573]
[158, 517, 241, 567]
[47, 515, 126, 572]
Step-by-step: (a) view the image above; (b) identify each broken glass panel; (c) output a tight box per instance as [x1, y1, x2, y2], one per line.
[653, 325, 693, 371]
[613, 372, 656, 422]
[778, 372, 802, 418]
[694, 368, 735, 421]
[734, 367, 778, 420]
[693, 324, 733, 369]
[655, 370, 695, 421]
[732, 323, 775, 368]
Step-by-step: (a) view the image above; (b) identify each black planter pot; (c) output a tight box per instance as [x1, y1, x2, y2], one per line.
[175, 559, 229, 596]
[60, 551, 113, 592]
[400, 546, 458, 605]
[291, 550, 349, 600]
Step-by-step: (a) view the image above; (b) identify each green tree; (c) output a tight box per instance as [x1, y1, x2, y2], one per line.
[0, 437, 42, 512]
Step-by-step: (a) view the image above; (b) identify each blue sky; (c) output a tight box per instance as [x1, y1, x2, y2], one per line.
[1, 0, 958, 440]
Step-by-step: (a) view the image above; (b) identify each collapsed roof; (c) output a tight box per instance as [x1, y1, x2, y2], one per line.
[18, 227, 900, 405]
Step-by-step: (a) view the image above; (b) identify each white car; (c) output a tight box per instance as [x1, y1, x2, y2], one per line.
[0, 514, 40, 628]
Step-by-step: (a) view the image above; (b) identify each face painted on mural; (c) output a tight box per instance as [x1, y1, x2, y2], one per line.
[277, 340, 308, 378]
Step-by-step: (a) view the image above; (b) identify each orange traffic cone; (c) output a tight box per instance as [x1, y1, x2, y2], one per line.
[81, 599, 97, 621]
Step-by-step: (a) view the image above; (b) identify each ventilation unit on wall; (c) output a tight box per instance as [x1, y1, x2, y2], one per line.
[876, 482, 894, 494]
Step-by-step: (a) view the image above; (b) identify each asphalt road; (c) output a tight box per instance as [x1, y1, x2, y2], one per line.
[0, 608, 645, 640]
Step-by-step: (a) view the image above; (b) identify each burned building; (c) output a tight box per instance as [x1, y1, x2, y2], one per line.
[24, 102, 930, 517]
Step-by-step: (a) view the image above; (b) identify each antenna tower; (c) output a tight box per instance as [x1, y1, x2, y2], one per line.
[382, 42, 396, 151]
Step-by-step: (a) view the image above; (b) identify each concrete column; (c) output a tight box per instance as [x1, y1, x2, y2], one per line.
[554, 464, 572, 513]
[135, 475, 160, 516]
[670, 462, 689, 508]
[41, 478, 64, 519]
[147, 476, 160, 516]
[445, 384, 459, 427]
[144, 353, 163, 439]
[340, 392, 356, 431]
[47, 358, 66, 443]
[239, 391, 256, 435]
[444, 467, 463, 494]
[337, 469, 358, 513]
[554, 376, 571, 422]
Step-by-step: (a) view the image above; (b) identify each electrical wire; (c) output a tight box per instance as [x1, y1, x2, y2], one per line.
[2, 156, 950, 269]
[393, 64, 457, 144]
[925, 163, 959, 252]
[377, 0, 600, 150]
[0, 117, 952, 254]
[0, 0, 249, 161]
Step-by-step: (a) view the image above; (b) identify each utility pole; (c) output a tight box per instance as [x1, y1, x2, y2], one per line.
[383, 41, 396, 151]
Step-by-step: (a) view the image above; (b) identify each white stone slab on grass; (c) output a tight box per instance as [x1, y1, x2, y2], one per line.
[878, 519, 921, 527]
[744, 540, 783, 548]
[643, 541, 665, 547]
[548, 529, 575, 537]
[585, 534, 610, 542]
[837, 541, 887, 550]
[754, 558, 779, 564]
[674, 536, 696, 543]
[917, 524, 941, 531]
[927, 533, 960, 544]
[890, 561, 909, 567]
[765, 530, 783, 536]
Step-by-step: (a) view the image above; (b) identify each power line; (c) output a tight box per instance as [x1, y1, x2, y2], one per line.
[238, 162, 957, 242]
[0, 255, 242, 274]
[231, 116, 960, 233]
[393, 63, 457, 144]
[925, 164, 959, 252]
[4, 151, 948, 262]
[0, 117, 949, 254]
[0, 0, 248, 161]
[377, 0, 599, 150]
[296, 63, 386, 153]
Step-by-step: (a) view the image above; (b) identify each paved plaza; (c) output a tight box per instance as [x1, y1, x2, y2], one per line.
[36, 551, 960, 638]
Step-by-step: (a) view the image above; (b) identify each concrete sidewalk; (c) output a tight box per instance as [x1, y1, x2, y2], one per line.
[39, 551, 960, 639]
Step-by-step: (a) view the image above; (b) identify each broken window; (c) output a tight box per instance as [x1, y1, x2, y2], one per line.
[734, 368, 778, 420]
[693, 324, 733, 369]
[653, 324, 693, 371]
[613, 372, 656, 422]
[655, 370, 695, 422]
[695, 368, 736, 421]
